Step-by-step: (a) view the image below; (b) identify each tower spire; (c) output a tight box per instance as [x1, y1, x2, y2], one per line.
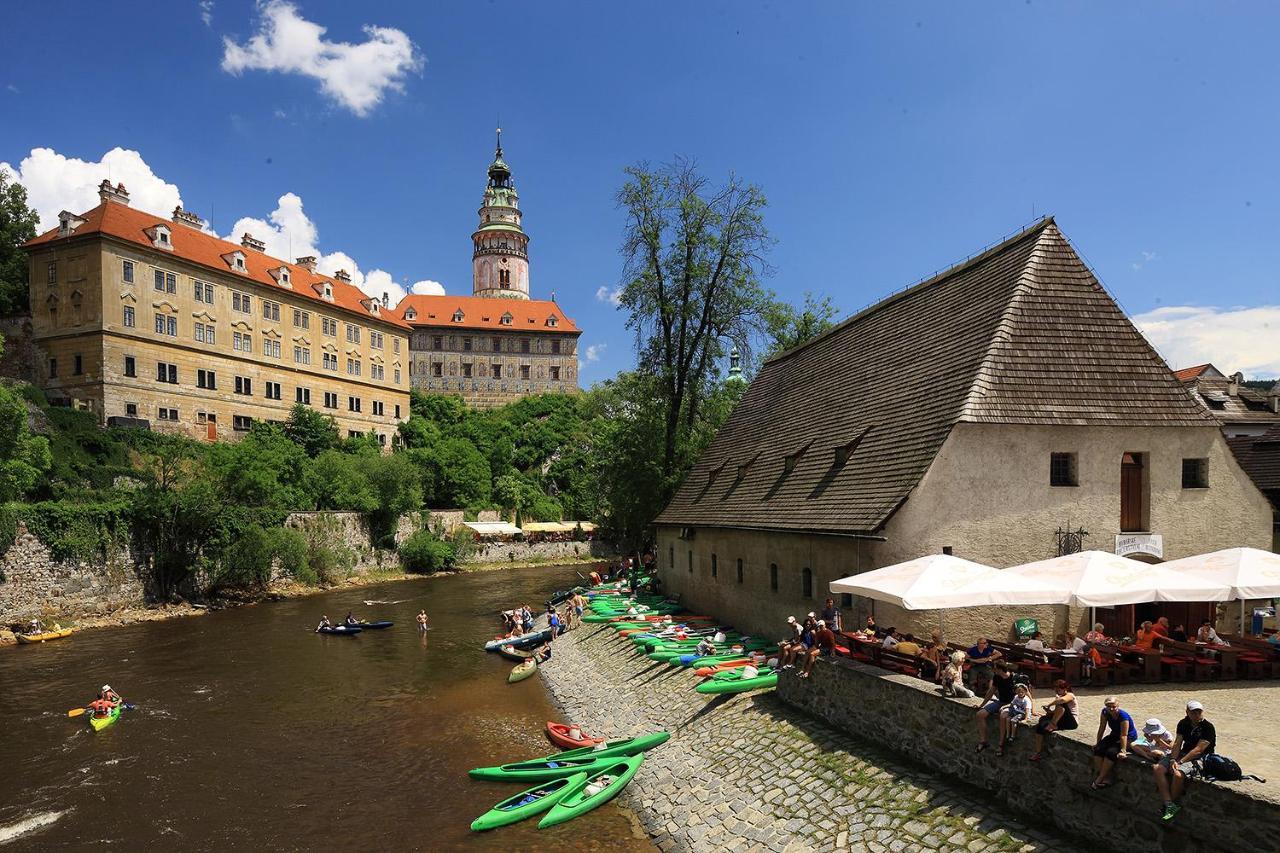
[495, 124, 502, 157]
[472, 128, 529, 299]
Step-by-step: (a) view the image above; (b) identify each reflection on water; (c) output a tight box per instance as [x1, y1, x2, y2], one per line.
[0, 565, 653, 852]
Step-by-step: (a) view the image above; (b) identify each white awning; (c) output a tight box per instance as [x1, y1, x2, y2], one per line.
[1159, 547, 1280, 601]
[829, 554, 1066, 611]
[1003, 550, 1231, 607]
[463, 521, 523, 537]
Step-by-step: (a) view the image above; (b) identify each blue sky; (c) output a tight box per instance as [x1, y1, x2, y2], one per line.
[3, 1, 1278, 379]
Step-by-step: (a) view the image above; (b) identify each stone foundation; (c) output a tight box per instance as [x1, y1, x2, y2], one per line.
[778, 657, 1280, 853]
[539, 621, 1079, 852]
[0, 523, 145, 625]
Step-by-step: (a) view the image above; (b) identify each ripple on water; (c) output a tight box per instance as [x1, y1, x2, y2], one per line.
[0, 809, 69, 846]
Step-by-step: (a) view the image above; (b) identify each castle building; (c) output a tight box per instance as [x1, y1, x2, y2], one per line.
[22, 181, 410, 446]
[394, 132, 581, 407]
[654, 219, 1273, 642]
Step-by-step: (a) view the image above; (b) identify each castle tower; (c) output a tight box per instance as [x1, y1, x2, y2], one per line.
[472, 128, 530, 299]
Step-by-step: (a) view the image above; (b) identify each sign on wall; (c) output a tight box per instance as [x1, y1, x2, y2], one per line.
[1115, 533, 1163, 559]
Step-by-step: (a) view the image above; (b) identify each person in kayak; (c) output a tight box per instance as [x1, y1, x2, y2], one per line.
[99, 684, 122, 706]
[27, 617, 43, 635]
[344, 611, 358, 626]
[534, 643, 553, 664]
[316, 615, 332, 632]
[417, 610, 430, 633]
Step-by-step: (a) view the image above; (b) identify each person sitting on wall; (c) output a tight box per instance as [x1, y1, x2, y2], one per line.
[1196, 620, 1228, 646]
[996, 683, 1034, 754]
[919, 632, 947, 682]
[1090, 696, 1137, 789]
[1130, 718, 1175, 762]
[1028, 679, 1079, 761]
[779, 616, 803, 669]
[1024, 631, 1047, 652]
[895, 633, 922, 656]
[800, 619, 838, 678]
[976, 661, 1017, 752]
[966, 637, 1002, 694]
[1153, 701, 1216, 822]
[881, 628, 900, 650]
[940, 651, 974, 698]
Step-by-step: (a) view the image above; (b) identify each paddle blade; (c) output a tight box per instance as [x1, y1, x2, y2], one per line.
[67, 708, 86, 718]
[123, 703, 136, 711]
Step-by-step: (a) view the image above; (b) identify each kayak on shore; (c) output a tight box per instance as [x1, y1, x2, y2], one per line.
[508, 658, 539, 683]
[468, 731, 669, 781]
[484, 628, 551, 651]
[470, 773, 587, 831]
[497, 645, 535, 662]
[16, 628, 75, 644]
[695, 666, 780, 695]
[537, 755, 645, 828]
[545, 721, 603, 750]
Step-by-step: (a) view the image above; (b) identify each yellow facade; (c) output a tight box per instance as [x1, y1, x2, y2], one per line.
[27, 232, 410, 446]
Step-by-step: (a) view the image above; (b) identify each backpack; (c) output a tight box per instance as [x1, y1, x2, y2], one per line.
[1202, 754, 1266, 783]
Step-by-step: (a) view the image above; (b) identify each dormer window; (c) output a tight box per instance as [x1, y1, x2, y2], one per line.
[280, 269, 289, 286]
[500, 312, 513, 326]
[269, 265, 292, 288]
[317, 282, 333, 302]
[453, 310, 465, 323]
[405, 308, 417, 321]
[146, 224, 173, 250]
[223, 250, 248, 273]
[546, 315, 558, 327]
[834, 427, 872, 468]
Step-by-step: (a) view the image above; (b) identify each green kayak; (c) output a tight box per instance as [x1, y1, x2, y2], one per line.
[508, 659, 538, 683]
[695, 667, 779, 695]
[538, 755, 645, 828]
[470, 773, 587, 831]
[469, 755, 619, 782]
[539, 730, 670, 762]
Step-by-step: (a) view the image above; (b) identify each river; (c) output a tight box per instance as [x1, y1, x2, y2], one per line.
[0, 564, 654, 851]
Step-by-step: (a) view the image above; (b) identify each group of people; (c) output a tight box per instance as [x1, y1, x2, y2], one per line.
[777, 599, 845, 678]
[87, 683, 123, 720]
[314, 611, 362, 632]
[1131, 616, 1231, 649]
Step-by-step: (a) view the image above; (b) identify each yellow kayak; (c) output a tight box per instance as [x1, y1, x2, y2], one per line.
[17, 628, 75, 644]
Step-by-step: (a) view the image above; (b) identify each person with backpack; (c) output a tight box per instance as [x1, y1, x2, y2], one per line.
[1153, 700, 1216, 821]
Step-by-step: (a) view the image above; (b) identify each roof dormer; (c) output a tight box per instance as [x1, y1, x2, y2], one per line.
[222, 250, 248, 274]
[404, 308, 417, 321]
[57, 211, 87, 238]
[313, 281, 334, 302]
[362, 297, 381, 316]
[269, 266, 293, 289]
[452, 309, 465, 323]
[145, 223, 174, 251]
[501, 312, 513, 326]
[545, 314, 559, 327]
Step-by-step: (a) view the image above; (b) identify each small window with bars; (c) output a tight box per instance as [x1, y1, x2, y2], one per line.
[1182, 458, 1209, 489]
[1050, 452, 1078, 487]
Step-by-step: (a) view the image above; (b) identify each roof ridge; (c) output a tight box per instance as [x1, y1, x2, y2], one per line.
[765, 216, 1055, 367]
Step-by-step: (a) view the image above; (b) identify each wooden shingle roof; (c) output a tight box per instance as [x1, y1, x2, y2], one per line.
[655, 218, 1213, 536]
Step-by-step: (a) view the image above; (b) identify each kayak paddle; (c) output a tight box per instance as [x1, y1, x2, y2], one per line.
[67, 707, 87, 718]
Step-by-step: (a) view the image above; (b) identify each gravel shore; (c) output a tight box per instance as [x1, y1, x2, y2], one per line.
[540, 623, 1083, 853]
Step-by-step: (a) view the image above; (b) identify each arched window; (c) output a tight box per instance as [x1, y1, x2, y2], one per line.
[711, 553, 718, 579]
[802, 567, 813, 599]
[499, 269, 511, 287]
[736, 559, 744, 584]
[770, 563, 778, 591]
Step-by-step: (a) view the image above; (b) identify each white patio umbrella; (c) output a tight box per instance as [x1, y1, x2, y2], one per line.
[1160, 547, 1280, 633]
[1003, 550, 1232, 608]
[829, 554, 1067, 611]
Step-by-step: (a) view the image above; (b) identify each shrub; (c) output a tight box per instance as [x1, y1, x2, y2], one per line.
[399, 529, 456, 574]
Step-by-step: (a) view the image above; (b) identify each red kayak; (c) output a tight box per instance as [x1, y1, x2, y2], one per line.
[545, 721, 604, 750]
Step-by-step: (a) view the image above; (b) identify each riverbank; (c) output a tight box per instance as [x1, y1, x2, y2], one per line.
[539, 622, 1081, 853]
[1, 553, 611, 648]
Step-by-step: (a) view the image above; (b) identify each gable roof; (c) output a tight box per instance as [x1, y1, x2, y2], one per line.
[24, 202, 408, 330]
[1174, 363, 1219, 382]
[393, 293, 580, 334]
[1227, 426, 1280, 507]
[655, 218, 1214, 537]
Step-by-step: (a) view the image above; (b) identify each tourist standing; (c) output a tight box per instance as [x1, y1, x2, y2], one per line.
[821, 597, 843, 633]
[416, 610, 429, 633]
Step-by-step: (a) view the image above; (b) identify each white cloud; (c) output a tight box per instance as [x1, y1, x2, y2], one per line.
[1131, 250, 1159, 271]
[5, 84, 18, 94]
[0, 147, 184, 232]
[595, 284, 622, 306]
[1134, 304, 1280, 378]
[221, 1, 422, 117]
[410, 280, 445, 296]
[199, 0, 214, 27]
[585, 343, 606, 363]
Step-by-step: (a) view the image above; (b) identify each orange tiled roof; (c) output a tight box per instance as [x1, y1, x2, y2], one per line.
[393, 293, 580, 334]
[1174, 364, 1214, 382]
[24, 202, 409, 330]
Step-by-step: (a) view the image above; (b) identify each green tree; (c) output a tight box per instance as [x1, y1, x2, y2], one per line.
[765, 292, 839, 358]
[283, 403, 339, 456]
[425, 437, 491, 508]
[308, 449, 378, 512]
[365, 453, 423, 546]
[0, 383, 51, 501]
[616, 158, 776, 476]
[0, 172, 39, 316]
[398, 528, 456, 573]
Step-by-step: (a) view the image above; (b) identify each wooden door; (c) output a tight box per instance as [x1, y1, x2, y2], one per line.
[1121, 453, 1144, 532]
[206, 420, 217, 441]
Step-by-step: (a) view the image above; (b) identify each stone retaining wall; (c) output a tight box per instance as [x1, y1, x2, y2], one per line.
[469, 538, 611, 565]
[778, 657, 1280, 853]
[0, 522, 145, 624]
[540, 622, 1080, 852]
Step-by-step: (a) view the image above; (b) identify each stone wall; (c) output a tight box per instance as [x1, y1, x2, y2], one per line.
[0, 315, 37, 383]
[467, 538, 610, 565]
[0, 522, 145, 624]
[778, 657, 1280, 853]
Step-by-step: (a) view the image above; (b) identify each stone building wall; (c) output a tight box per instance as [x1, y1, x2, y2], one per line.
[657, 422, 1274, 643]
[407, 328, 579, 408]
[0, 522, 145, 624]
[468, 538, 611, 564]
[0, 315, 37, 383]
[779, 656, 1280, 853]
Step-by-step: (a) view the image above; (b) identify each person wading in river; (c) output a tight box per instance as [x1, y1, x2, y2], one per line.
[416, 610, 429, 633]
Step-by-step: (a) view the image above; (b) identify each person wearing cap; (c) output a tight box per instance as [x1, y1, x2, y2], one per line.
[1130, 719, 1174, 762]
[780, 617, 802, 669]
[1090, 697, 1137, 789]
[800, 619, 838, 678]
[98, 684, 122, 706]
[1153, 701, 1217, 821]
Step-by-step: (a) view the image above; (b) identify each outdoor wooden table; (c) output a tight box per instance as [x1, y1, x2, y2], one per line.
[1116, 644, 1162, 682]
[1196, 643, 1238, 680]
[1051, 651, 1083, 685]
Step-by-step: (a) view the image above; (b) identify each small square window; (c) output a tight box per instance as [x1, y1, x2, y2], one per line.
[1182, 458, 1209, 489]
[124, 356, 136, 378]
[125, 403, 138, 417]
[1050, 452, 1078, 487]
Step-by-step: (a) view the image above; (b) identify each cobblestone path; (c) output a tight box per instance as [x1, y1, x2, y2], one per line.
[540, 625, 1084, 853]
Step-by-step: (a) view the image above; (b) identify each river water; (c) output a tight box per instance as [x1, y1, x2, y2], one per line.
[0, 565, 653, 852]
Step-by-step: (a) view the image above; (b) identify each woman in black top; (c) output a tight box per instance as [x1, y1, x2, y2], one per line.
[976, 662, 1017, 751]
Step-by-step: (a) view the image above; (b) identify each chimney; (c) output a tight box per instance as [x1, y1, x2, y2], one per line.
[295, 255, 317, 272]
[1269, 382, 1280, 414]
[334, 269, 352, 283]
[382, 291, 389, 307]
[98, 179, 130, 206]
[171, 206, 205, 230]
[241, 232, 266, 253]
[1229, 371, 1243, 397]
